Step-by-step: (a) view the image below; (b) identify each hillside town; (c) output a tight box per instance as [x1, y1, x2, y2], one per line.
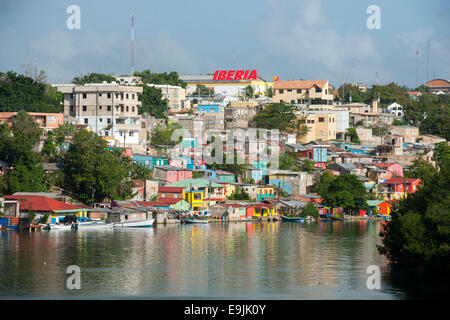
[1, 71, 448, 229]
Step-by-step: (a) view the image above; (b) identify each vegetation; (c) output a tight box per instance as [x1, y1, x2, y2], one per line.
[301, 202, 319, 219]
[346, 127, 361, 144]
[72, 73, 116, 85]
[228, 187, 251, 201]
[244, 85, 254, 100]
[133, 70, 186, 88]
[0, 71, 63, 113]
[138, 85, 168, 118]
[378, 142, 450, 284]
[319, 174, 368, 215]
[299, 159, 314, 173]
[279, 153, 298, 170]
[150, 122, 182, 146]
[193, 84, 214, 96]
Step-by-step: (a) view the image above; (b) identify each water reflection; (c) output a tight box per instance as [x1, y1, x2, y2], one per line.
[0, 221, 406, 299]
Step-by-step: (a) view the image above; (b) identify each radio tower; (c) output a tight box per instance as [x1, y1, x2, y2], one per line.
[416, 50, 419, 88]
[131, 14, 135, 76]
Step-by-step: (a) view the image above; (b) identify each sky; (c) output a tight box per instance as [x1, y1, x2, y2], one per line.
[0, 0, 449, 88]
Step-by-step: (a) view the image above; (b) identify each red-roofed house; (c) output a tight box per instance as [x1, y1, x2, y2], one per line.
[158, 186, 185, 200]
[373, 162, 403, 177]
[380, 178, 423, 200]
[3, 195, 88, 223]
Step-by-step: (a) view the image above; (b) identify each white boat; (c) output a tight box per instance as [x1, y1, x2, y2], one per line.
[77, 221, 113, 229]
[112, 218, 155, 228]
[42, 223, 78, 230]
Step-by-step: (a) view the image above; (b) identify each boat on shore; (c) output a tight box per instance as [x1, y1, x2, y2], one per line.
[78, 221, 113, 229]
[112, 218, 154, 228]
[281, 215, 304, 222]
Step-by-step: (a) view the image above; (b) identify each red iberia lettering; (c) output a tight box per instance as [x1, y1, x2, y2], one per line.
[213, 70, 219, 80]
[248, 70, 257, 80]
[217, 70, 227, 80]
[234, 70, 244, 80]
[226, 70, 235, 80]
[243, 70, 249, 80]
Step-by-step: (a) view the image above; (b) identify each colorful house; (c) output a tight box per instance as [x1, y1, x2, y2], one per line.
[367, 200, 392, 216]
[158, 186, 185, 200]
[3, 195, 88, 223]
[373, 163, 404, 177]
[165, 178, 226, 207]
[132, 154, 168, 169]
[182, 189, 204, 210]
[381, 178, 423, 200]
[251, 203, 278, 217]
[215, 170, 235, 183]
[153, 166, 193, 184]
[256, 186, 275, 202]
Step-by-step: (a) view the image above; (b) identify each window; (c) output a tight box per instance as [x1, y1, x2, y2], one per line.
[318, 117, 324, 123]
[120, 132, 123, 136]
[107, 105, 111, 111]
[132, 106, 135, 112]
[99, 93, 102, 97]
[105, 131, 109, 136]
[99, 118, 103, 122]
[126, 94, 129, 99]
[129, 132, 134, 137]
[83, 93, 87, 99]
[297, 89, 301, 93]
[99, 105, 102, 110]
[279, 89, 284, 94]
[107, 93, 111, 99]
[126, 106, 129, 112]
[287, 89, 292, 92]
[291, 100, 295, 104]
[121, 106, 124, 112]
[107, 118, 111, 124]
[70, 93, 74, 99]
[83, 106, 87, 111]
[115, 93, 119, 99]
[84, 118, 88, 124]
[132, 94, 135, 99]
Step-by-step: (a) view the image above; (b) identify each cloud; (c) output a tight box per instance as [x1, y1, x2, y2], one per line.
[259, 0, 379, 84]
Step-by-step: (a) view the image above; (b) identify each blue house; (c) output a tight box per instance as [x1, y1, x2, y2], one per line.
[132, 154, 168, 169]
[197, 105, 221, 113]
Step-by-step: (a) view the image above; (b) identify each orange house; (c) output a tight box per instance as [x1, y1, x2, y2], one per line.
[367, 200, 392, 216]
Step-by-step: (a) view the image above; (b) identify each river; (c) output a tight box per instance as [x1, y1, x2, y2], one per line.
[0, 220, 408, 299]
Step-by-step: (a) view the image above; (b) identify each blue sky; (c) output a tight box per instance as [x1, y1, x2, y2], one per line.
[1, 0, 449, 88]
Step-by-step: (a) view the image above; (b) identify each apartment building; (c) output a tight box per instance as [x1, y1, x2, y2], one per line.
[0, 112, 63, 132]
[55, 83, 144, 150]
[224, 105, 257, 129]
[147, 84, 190, 114]
[273, 80, 334, 106]
[299, 113, 337, 143]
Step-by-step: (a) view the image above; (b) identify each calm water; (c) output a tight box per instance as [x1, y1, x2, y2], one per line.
[0, 220, 407, 299]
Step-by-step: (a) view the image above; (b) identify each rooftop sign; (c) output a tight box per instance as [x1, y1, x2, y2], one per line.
[212, 70, 257, 81]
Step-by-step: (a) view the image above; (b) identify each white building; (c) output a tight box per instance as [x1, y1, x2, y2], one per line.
[54, 83, 145, 152]
[386, 102, 404, 118]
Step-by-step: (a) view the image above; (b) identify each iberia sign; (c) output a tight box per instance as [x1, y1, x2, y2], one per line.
[212, 70, 257, 81]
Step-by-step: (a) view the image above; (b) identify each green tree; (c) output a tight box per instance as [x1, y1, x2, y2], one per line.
[299, 159, 314, 173]
[11, 110, 42, 145]
[404, 158, 437, 186]
[301, 202, 319, 219]
[252, 103, 296, 132]
[63, 130, 135, 204]
[0, 71, 63, 113]
[346, 127, 361, 144]
[138, 85, 168, 118]
[279, 153, 298, 170]
[72, 73, 116, 85]
[244, 85, 254, 100]
[228, 187, 251, 201]
[310, 170, 335, 195]
[320, 174, 368, 215]
[134, 70, 186, 88]
[150, 122, 182, 146]
[378, 149, 449, 282]
[7, 160, 46, 193]
[193, 84, 214, 96]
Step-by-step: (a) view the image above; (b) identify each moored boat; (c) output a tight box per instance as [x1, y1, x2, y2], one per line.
[281, 215, 304, 222]
[182, 217, 209, 224]
[42, 223, 78, 230]
[112, 218, 154, 228]
[77, 221, 113, 229]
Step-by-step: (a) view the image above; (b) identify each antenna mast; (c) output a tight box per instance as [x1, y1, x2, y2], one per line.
[131, 14, 135, 76]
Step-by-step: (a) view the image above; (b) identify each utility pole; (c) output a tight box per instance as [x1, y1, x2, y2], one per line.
[131, 14, 135, 76]
[416, 50, 419, 88]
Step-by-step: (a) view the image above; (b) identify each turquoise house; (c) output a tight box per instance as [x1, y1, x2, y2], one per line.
[132, 154, 168, 169]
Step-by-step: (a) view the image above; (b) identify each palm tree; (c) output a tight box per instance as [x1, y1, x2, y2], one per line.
[244, 85, 254, 100]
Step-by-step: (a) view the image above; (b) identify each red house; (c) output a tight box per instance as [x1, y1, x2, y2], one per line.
[381, 178, 423, 200]
[158, 186, 185, 200]
[373, 162, 404, 177]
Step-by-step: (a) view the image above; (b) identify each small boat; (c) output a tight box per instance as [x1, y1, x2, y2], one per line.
[281, 215, 304, 222]
[182, 217, 209, 224]
[77, 221, 113, 229]
[112, 218, 154, 228]
[42, 223, 78, 230]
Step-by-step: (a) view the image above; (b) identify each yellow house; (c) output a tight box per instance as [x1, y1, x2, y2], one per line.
[183, 189, 204, 210]
[252, 204, 278, 217]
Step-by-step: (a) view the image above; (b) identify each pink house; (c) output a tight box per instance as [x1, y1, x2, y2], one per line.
[373, 162, 403, 177]
[153, 166, 192, 184]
